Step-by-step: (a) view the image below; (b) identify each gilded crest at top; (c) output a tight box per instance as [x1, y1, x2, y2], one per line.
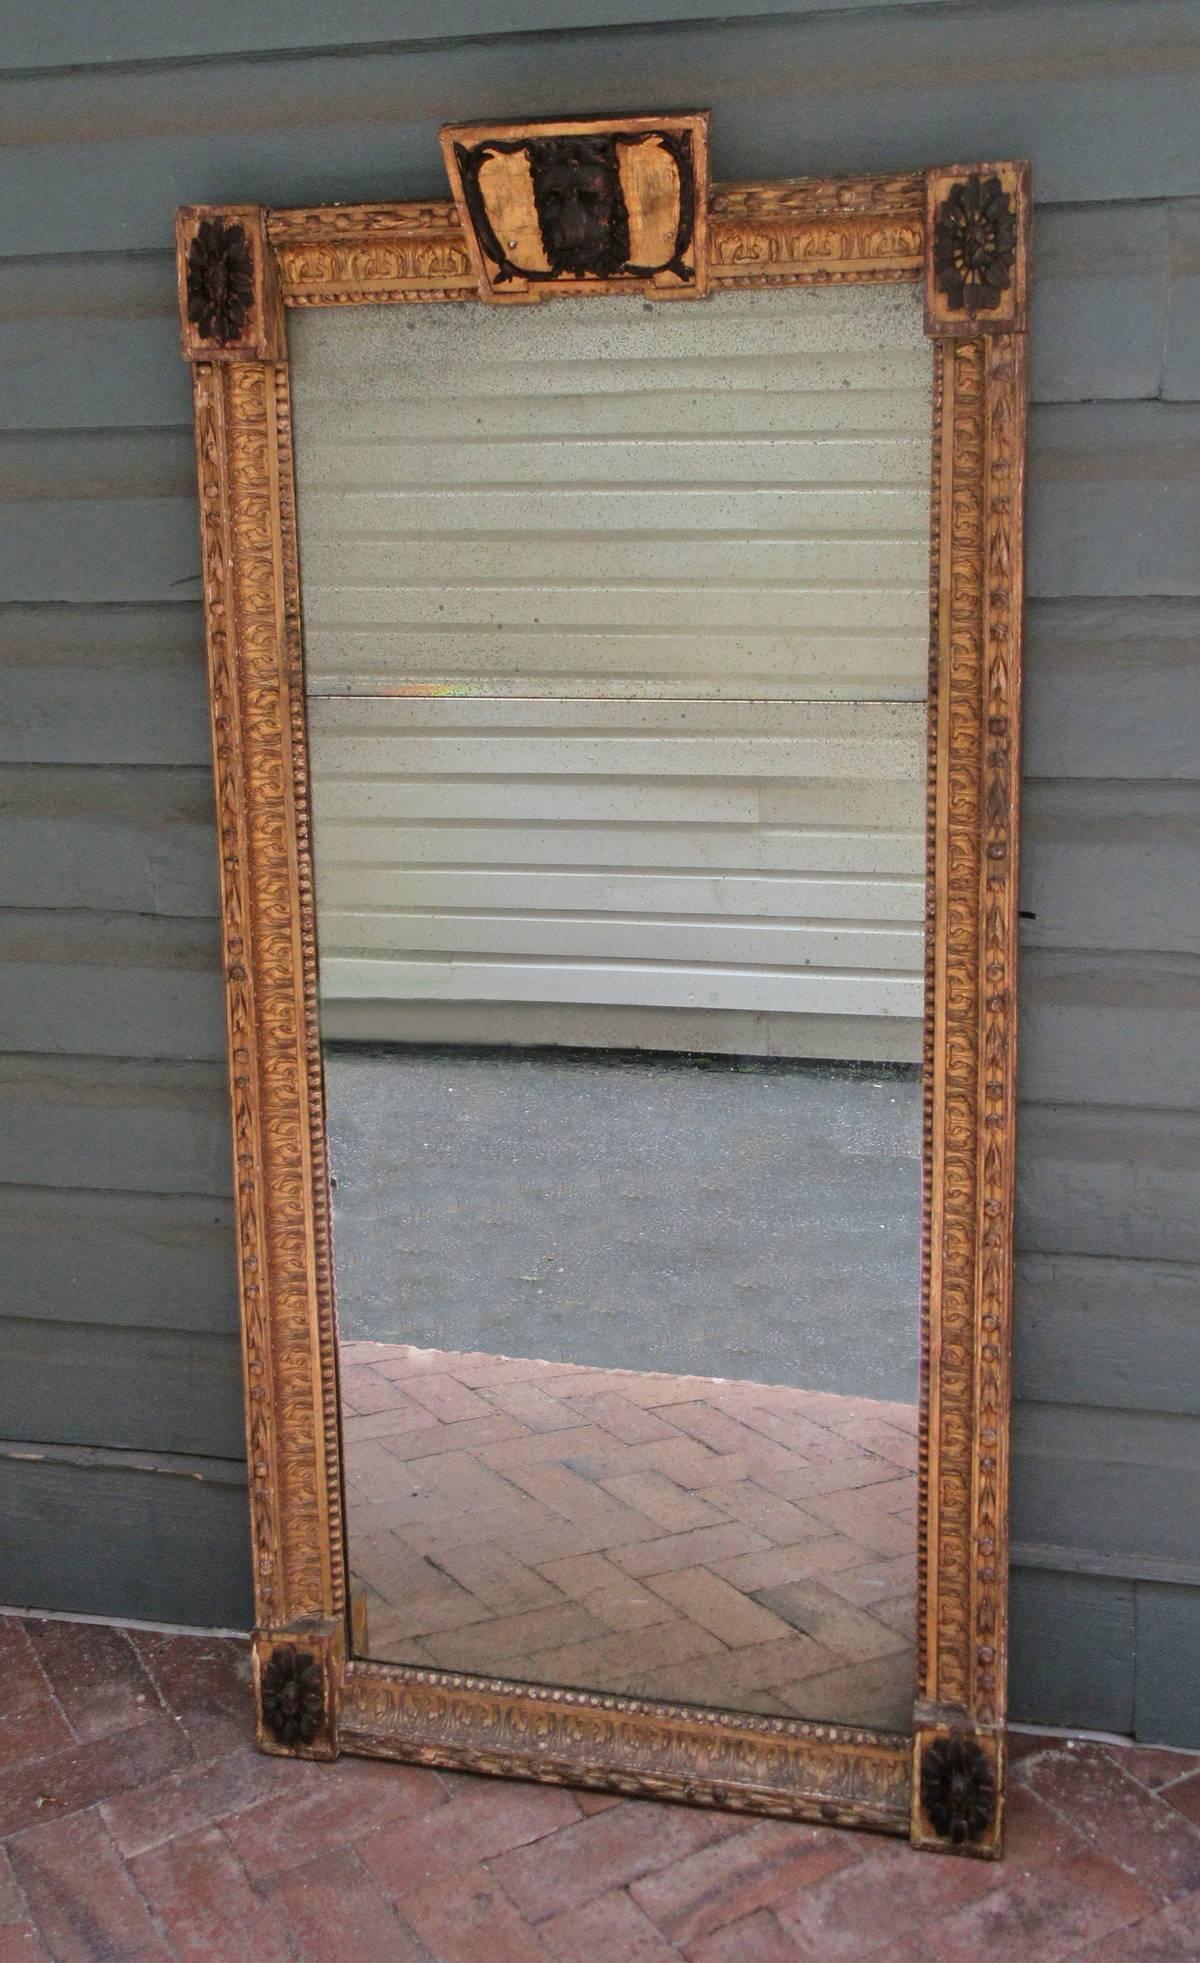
[440, 111, 709, 302]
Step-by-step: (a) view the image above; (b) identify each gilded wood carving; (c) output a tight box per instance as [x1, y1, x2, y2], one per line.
[179, 122, 1028, 1856]
[440, 111, 710, 300]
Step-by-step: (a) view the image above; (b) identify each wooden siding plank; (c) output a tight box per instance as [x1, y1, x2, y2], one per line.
[0, 604, 210, 767]
[0, 1318, 244, 1460]
[3, 3, 1198, 257]
[0, 428, 194, 501]
[1019, 950, 1200, 1111]
[0, 767, 219, 916]
[1017, 1104, 1200, 1263]
[0, 427, 198, 606]
[0, 1057, 232, 1199]
[1023, 599, 1200, 781]
[0, 253, 183, 433]
[0, 497, 199, 605]
[1009, 1569, 1136, 1734]
[1031, 201, 1169, 404]
[1028, 402, 1200, 597]
[1135, 1583, 1200, 1747]
[0, 0, 964, 71]
[1012, 1404, 1200, 1571]
[0, 911, 226, 1062]
[0, 1187, 238, 1337]
[1015, 1255, 1200, 1418]
[1164, 198, 1200, 402]
[0, 1446, 252, 1629]
[1021, 782, 1200, 956]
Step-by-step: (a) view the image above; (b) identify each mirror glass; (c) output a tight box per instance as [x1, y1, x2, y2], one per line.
[292, 284, 930, 1732]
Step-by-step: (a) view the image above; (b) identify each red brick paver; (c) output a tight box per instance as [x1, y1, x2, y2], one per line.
[1, 1615, 1198, 1961]
[343, 1341, 918, 1727]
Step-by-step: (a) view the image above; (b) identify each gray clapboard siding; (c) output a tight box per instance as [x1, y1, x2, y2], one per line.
[1164, 199, 1200, 402]
[3, 2, 1199, 260]
[0, 604, 210, 768]
[0, 1318, 244, 1460]
[1031, 202, 1168, 404]
[0, 501, 200, 606]
[0, 424, 198, 607]
[1014, 1256, 1200, 1419]
[0, 428, 194, 502]
[0, 1187, 237, 1337]
[1023, 599, 1200, 780]
[1017, 1104, 1200, 1265]
[1027, 402, 1200, 598]
[1135, 1584, 1200, 1748]
[1010, 1569, 1136, 1735]
[0, 1056, 232, 1199]
[0, 0, 968, 71]
[1021, 781, 1200, 956]
[0, 912, 226, 1062]
[0, 767, 219, 916]
[1018, 950, 1200, 1111]
[0, 1446, 252, 1630]
[1013, 1404, 1200, 1576]
[0, 253, 183, 434]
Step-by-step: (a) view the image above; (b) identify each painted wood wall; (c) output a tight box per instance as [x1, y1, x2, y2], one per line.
[1, 0, 1197, 1743]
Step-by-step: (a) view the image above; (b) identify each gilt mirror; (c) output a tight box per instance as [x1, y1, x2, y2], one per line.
[178, 116, 1028, 1855]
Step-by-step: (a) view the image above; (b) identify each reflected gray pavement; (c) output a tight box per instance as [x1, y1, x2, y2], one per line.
[325, 1046, 921, 1401]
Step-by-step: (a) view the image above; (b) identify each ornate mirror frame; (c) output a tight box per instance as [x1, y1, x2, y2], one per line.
[176, 119, 1029, 1856]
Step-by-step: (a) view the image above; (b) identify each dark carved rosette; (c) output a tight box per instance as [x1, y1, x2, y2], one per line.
[260, 1645, 324, 1746]
[932, 174, 1016, 315]
[186, 217, 255, 345]
[920, 1734, 997, 1844]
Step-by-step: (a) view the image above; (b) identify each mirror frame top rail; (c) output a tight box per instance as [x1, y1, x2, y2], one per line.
[175, 119, 1029, 1857]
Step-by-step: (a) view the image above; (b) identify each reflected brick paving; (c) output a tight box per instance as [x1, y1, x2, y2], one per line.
[3, 1614, 1200, 1960]
[341, 1341, 918, 1728]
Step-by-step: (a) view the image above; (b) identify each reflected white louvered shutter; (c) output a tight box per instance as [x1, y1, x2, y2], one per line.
[294, 286, 930, 1061]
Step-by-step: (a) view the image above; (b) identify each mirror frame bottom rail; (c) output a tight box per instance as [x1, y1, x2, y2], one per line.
[179, 125, 1029, 1857]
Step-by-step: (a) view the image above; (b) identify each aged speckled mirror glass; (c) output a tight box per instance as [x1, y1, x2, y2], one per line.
[178, 116, 1028, 1854]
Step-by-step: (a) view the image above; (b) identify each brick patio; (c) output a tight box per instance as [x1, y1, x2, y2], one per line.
[3, 1613, 1200, 1961]
[342, 1342, 917, 1727]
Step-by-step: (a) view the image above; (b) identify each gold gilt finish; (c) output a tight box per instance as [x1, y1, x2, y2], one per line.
[178, 131, 1029, 1856]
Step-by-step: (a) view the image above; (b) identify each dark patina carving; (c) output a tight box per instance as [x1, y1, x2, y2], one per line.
[456, 130, 696, 286]
[527, 135, 631, 277]
[932, 174, 1016, 315]
[920, 1734, 997, 1844]
[260, 1645, 324, 1746]
[186, 216, 255, 345]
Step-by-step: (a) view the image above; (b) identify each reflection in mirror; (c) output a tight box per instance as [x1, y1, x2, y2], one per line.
[293, 285, 931, 1733]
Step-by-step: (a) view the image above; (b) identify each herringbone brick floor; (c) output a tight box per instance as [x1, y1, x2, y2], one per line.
[3, 1613, 1200, 1961]
[342, 1342, 917, 1727]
